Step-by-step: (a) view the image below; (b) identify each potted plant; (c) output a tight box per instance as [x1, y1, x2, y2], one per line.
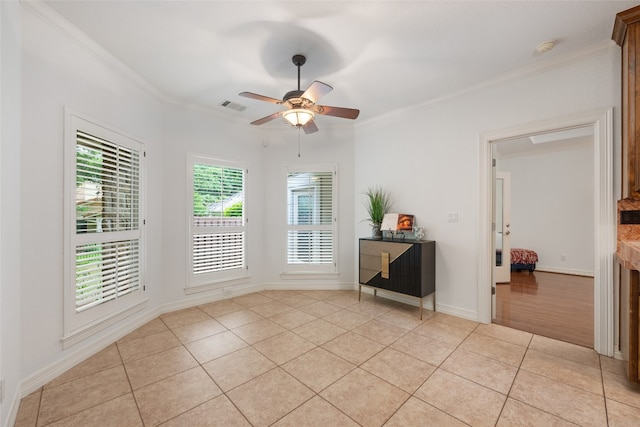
[364, 186, 391, 239]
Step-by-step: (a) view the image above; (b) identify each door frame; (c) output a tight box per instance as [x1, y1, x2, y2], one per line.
[477, 109, 615, 355]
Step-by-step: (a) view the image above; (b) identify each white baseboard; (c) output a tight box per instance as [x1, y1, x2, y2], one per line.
[11, 279, 477, 425]
[19, 306, 163, 398]
[3, 387, 21, 427]
[357, 287, 479, 322]
[13, 281, 350, 405]
[434, 302, 480, 323]
[263, 281, 354, 291]
[534, 265, 594, 277]
[358, 286, 435, 312]
[356, 286, 482, 323]
[167, 282, 264, 313]
[7, 305, 166, 425]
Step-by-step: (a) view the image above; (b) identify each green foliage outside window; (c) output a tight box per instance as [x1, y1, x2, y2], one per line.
[193, 163, 244, 218]
[224, 202, 243, 217]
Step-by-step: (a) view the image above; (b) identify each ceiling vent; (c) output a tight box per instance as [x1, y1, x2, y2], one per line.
[220, 100, 247, 112]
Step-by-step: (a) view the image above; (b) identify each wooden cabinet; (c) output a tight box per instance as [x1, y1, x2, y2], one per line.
[613, 5, 640, 383]
[621, 269, 640, 382]
[358, 238, 435, 318]
[614, 6, 640, 199]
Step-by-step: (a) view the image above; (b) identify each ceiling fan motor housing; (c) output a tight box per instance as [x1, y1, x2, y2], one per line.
[283, 90, 314, 109]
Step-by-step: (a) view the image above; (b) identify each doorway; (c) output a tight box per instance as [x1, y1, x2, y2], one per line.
[491, 132, 595, 346]
[477, 109, 615, 356]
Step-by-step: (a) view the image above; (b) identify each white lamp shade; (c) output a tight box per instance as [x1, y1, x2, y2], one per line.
[283, 109, 314, 126]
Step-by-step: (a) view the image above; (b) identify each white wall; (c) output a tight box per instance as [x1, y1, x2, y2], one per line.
[159, 104, 356, 303]
[355, 46, 620, 320]
[1, 1, 23, 424]
[0, 2, 624, 424]
[10, 5, 357, 421]
[18, 4, 165, 382]
[260, 126, 356, 288]
[160, 103, 267, 306]
[497, 140, 594, 275]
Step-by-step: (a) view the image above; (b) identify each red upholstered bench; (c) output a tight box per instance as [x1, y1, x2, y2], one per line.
[510, 248, 538, 272]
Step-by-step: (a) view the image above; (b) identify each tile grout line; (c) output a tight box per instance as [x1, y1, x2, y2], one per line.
[39, 304, 446, 425]
[492, 327, 532, 426]
[255, 296, 427, 426]
[377, 314, 475, 427]
[505, 333, 608, 426]
[161, 309, 256, 426]
[599, 355, 611, 426]
[22, 291, 625, 426]
[173, 296, 347, 426]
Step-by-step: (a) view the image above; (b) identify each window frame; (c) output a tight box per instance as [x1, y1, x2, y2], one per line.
[63, 110, 146, 347]
[282, 164, 338, 276]
[186, 154, 249, 292]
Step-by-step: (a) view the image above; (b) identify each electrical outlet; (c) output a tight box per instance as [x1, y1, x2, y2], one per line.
[561, 254, 567, 262]
[223, 287, 232, 296]
[447, 212, 458, 223]
[0, 377, 5, 404]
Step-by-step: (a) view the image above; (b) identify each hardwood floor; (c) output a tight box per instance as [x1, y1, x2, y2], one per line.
[493, 270, 594, 348]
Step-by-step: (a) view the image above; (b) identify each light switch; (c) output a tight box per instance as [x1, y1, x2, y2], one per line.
[447, 212, 458, 223]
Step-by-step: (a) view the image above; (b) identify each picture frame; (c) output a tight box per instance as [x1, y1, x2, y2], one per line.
[381, 213, 414, 231]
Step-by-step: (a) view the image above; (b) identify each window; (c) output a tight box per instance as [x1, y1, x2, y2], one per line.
[64, 112, 145, 344]
[188, 155, 247, 289]
[284, 165, 337, 274]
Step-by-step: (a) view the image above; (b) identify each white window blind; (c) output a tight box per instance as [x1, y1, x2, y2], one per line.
[74, 131, 141, 312]
[64, 111, 145, 344]
[189, 157, 247, 287]
[75, 239, 140, 312]
[76, 131, 140, 234]
[285, 166, 337, 273]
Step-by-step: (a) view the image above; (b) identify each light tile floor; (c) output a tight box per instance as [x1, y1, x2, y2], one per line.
[13, 290, 640, 426]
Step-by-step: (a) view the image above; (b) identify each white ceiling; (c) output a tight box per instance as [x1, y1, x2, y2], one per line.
[41, 0, 639, 132]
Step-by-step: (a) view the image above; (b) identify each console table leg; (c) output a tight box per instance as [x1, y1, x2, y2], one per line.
[358, 285, 361, 301]
[420, 298, 423, 320]
[374, 288, 377, 298]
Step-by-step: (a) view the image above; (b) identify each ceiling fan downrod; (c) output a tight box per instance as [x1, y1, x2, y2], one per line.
[292, 54, 306, 91]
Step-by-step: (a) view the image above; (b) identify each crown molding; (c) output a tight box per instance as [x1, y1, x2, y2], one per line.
[19, 0, 257, 123]
[18, 1, 619, 132]
[20, 0, 168, 102]
[357, 40, 617, 129]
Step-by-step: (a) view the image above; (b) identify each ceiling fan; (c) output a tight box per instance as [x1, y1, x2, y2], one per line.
[239, 54, 360, 134]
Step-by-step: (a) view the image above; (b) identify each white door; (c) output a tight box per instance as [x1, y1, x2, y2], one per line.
[494, 171, 511, 288]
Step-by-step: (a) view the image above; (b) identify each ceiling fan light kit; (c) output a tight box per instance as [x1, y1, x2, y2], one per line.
[283, 109, 314, 126]
[239, 54, 360, 134]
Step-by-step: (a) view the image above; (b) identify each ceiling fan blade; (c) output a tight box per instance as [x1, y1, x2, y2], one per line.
[250, 112, 282, 126]
[302, 120, 319, 134]
[302, 81, 333, 103]
[239, 92, 282, 104]
[314, 105, 360, 120]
